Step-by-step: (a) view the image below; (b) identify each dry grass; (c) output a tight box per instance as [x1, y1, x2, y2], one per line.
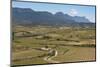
[12, 26, 96, 66]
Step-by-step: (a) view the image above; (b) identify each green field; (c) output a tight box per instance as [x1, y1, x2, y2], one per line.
[12, 26, 96, 66]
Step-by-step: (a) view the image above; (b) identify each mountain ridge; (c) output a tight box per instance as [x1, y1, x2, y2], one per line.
[12, 7, 95, 27]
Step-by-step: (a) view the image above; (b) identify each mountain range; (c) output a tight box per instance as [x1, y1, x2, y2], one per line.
[12, 7, 95, 27]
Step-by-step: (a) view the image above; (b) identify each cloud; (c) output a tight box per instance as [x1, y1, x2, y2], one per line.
[69, 9, 78, 16]
[86, 16, 95, 22]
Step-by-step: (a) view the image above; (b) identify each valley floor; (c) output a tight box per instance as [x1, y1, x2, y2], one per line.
[12, 26, 96, 66]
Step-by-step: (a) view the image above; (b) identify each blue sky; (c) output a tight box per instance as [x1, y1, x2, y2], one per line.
[12, 1, 96, 22]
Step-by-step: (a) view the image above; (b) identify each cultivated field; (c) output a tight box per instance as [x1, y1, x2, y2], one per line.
[12, 26, 96, 66]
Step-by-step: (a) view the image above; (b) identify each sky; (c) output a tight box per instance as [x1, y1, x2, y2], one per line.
[12, 1, 96, 22]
